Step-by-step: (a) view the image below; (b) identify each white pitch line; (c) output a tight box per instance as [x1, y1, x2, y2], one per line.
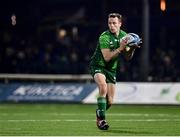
[0, 128, 22, 131]
[0, 119, 180, 122]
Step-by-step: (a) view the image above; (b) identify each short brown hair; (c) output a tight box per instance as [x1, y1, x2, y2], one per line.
[108, 13, 122, 21]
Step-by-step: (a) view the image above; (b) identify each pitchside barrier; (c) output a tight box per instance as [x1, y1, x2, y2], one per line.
[0, 74, 180, 104]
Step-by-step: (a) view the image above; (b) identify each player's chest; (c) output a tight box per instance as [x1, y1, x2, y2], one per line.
[109, 37, 120, 51]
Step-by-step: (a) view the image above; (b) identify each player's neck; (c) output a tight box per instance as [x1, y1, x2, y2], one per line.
[115, 30, 120, 37]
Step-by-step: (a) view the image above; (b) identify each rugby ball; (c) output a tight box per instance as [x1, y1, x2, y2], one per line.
[121, 33, 141, 47]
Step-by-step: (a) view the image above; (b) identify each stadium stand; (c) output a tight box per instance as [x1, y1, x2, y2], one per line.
[0, 0, 179, 82]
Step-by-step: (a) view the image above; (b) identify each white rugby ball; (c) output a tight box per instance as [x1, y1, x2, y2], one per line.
[121, 33, 141, 46]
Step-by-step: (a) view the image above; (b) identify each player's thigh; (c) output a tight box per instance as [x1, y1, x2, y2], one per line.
[94, 73, 106, 86]
[94, 73, 107, 96]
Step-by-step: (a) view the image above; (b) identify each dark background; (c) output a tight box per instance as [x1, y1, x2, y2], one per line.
[0, 0, 179, 82]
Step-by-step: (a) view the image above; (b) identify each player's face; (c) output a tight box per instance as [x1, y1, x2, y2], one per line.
[108, 17, 122, 35]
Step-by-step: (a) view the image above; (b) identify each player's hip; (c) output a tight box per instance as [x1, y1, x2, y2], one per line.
[89, 65, 117, 84]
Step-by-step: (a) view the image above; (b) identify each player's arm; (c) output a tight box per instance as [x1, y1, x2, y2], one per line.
[123, 43, 141, 60]
[123, 46, 137, 61]
[122, 33, 142, 61]
[101, 36, 127, 62]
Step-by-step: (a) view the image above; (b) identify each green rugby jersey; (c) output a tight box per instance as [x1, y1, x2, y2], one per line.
[90, 30, 127, 71]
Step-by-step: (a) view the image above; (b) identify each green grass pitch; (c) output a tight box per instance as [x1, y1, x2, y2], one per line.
[0, 103, 180, 136]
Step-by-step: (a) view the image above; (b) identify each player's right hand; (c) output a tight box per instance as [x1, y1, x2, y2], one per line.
[119, 38, 128, 51]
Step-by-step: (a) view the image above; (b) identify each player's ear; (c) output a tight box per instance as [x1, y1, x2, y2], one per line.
[119, 21, 122, 27]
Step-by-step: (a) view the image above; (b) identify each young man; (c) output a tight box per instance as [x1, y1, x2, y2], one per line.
[90, 13, 140, 130]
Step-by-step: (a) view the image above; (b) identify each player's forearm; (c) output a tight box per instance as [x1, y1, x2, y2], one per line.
[124, 47, 136, 61]
[103, 48, 123, 62]
[102, 40, 127, 62]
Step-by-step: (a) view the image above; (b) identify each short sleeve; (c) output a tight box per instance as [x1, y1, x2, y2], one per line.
[99, 34, 110, 49]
